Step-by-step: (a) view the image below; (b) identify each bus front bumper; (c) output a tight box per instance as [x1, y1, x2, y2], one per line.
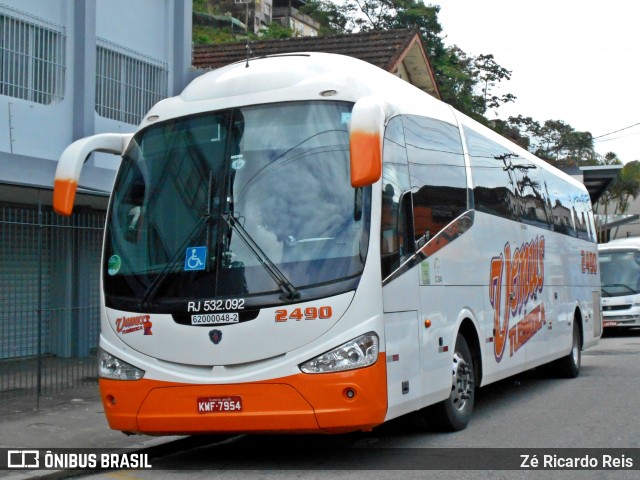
[99, 356, 387, 435]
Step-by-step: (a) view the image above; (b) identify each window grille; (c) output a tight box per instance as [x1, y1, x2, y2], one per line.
[0, 5, 66, 104]
[95, 38, 168, 125]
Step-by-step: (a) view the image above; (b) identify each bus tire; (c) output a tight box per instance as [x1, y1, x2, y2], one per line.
[554, 320, 581, 378]
[426, 334, 475, 431]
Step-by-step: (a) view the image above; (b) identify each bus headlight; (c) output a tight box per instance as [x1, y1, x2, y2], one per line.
[98, 349, 145, 380]
[299, 332, 379, 373]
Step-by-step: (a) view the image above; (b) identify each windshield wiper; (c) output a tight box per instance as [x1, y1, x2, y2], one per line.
[221, 212, 300, 301]
[141, 171, 219, 308]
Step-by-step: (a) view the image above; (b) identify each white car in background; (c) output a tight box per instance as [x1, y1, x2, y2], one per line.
[599, 238, 640, 329]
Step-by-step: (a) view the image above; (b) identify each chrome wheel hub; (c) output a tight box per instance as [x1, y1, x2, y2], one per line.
[451, 352, 474, 412]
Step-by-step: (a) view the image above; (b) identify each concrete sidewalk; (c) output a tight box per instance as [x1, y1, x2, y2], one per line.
[0, 387, 182, 479]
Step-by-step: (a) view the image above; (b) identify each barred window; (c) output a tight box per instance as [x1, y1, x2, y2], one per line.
[0, 6, 66, 104]
[95, 39, 168, 125]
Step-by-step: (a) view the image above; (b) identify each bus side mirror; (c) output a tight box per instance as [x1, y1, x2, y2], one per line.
[349, 96, 385, 188]
[53, 133, 133, 216]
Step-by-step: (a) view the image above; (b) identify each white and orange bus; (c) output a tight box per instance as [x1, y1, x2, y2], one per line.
[53, 53, 601, 434]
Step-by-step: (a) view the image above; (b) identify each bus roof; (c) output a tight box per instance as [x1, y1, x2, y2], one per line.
[143, 52, 454, 128]
[140, 52, 587, 195]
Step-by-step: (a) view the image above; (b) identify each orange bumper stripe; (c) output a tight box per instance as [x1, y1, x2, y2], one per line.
[100, 353, 387, 435]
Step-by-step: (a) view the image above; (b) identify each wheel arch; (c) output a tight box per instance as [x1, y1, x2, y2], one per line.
[458, 317, 483, 388]
[574, 305, 584, 350]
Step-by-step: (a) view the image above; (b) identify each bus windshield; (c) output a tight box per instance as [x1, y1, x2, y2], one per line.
[103, 101, 370, 312]
[599, 249, 640, 297]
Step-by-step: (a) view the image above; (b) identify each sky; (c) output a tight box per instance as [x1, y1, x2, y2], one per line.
[432, 0, 640, 163]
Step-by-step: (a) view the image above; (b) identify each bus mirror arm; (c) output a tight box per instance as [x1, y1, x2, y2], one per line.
[53, 133, 133, 216]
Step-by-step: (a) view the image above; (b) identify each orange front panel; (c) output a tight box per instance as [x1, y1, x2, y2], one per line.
[285, 353, 387, 432]
[99, 354, 387, 435]
[139, 383, 319, 434]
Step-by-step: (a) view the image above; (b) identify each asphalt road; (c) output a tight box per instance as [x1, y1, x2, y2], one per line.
[78, 329, 640, 480]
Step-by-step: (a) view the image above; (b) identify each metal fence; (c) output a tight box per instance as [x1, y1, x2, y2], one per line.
[0, 202, 105, 409]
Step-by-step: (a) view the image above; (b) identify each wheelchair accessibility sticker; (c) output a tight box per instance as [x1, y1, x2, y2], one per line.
[185, 246, 207, 271]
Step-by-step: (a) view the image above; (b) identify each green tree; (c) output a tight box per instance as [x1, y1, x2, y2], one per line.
[343, 0, 397, 31]
[336, 1, 447, 61]
[438, 50, 517, 121]
[490, 118, 530, 150]
[597, 160, 640, 238]
[194, 1, 611, 170]
[330, 2, 516, 121]
[610, 161, 640, 213]
[473, 54, 516, 111]
[435, 46, 485, 120]
[299, 0, 351, 34]
[259, 22, 295, 39]
[601, 151, 623, 166]
[505, 116, 598, 166]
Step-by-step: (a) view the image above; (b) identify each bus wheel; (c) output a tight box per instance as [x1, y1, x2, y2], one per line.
[555, 320, 581, 378]
[427, 334, 475, 431]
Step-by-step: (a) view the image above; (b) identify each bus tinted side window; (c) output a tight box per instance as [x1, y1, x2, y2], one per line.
[544, 173, 575, 236]
[464, 125, 597, 242]
[573, 192, 596, 242]
[510, 156, 549, 229]
[465, 127, 519, 221]
[381, 116, 412, 279]
[403, 115, 467, 242]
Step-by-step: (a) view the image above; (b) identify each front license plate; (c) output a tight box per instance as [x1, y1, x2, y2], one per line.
[603, 321, 618, 327]
[197, 396, 242, 413]
[191, 313, 239, 325]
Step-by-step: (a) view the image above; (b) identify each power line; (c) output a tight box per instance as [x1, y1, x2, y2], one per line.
[593, 122, 640, 139]
[594, 131, 640, 143]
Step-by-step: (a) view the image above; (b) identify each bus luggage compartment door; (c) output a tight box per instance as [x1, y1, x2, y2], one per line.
[384, 310, 421, 419]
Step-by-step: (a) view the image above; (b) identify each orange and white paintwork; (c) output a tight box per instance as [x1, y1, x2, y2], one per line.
[53, 53, 601, 435]
[100, 352, 387, 435]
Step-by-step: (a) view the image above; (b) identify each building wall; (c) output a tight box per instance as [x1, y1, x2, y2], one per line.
[215, 0, 273, 34]
[0, 0, 192, 372]
[0, 0, 192, 197]
[0, 0, 72, 161]
[595, 196, 640, 241]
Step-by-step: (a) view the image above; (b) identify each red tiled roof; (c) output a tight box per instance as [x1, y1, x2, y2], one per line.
[193, 29, 419, 71]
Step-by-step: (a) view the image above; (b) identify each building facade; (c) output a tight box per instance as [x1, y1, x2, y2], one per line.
[1, 0, 192, 195]
[213, 0, 273, 34]
[201, 0, 319, 36]
[272, 0, 319, 36]
[0, 0, 192, 399]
